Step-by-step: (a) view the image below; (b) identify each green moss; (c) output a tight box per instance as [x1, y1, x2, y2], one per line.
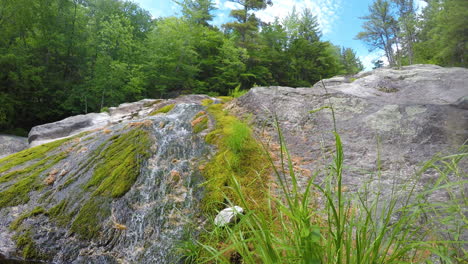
[85, 128, 151, 197]
[13, 230, 45, 260]
[216, 96, 233, 103]
[192, 115, 209, 134]
[201, 103, 270, 214]
[70, 197, 111, 240]
[0, 136, 71, 174]
[0, 151, 69, 208]
[149, 104, 175, 116]
[48, 199, 72, 227]
[10, 207, 46, 231]
[378, 86, 399, 93]
[201, 99, 214, 106]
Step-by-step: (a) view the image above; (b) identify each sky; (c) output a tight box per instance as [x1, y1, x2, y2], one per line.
[131, 0, 427, 70]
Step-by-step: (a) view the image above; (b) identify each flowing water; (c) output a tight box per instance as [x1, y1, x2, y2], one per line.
[108, 104, 209, 263]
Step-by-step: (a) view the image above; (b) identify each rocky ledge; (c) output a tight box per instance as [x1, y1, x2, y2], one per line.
[0, 64, 467, 263]
[233, 64, 467, 201]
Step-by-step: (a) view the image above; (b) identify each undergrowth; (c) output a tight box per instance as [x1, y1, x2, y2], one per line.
[191, 100, 271, 260]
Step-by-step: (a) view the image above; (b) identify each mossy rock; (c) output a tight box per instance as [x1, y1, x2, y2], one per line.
[149, 104, 175, 116]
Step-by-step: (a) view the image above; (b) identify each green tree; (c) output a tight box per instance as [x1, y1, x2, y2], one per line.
[356, 0, 398, 66]
[340, 48, 364, 75]
[176, 0, 216, 26]
[392, 0, 416, 64]
[223, 0, 272, 46]
[415, 0, 468, 67]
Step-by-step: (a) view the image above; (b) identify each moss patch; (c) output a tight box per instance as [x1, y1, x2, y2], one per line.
[13, 229, 45, 260]
[201, 103, 270, 214]
[217, 96, 234, 103]
[0, 136, 72, 174]
[201, 99, 214, 106]
[149, 104, 175, 116]
[48, 199, 72, 227]
[85, 128, 151, 197]
[70, 197, 111, 240]
[10, 207, 46, 231]
[0, 151, 69, 208]
[191, 112, 209, 134]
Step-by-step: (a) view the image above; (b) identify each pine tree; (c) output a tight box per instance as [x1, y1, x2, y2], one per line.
[176, 0, 216, 26]
[356, 0, 398, 66]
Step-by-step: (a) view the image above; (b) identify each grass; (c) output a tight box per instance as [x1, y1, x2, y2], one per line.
[183, 102, 467, 263]
[229, 85, 248, 98]
[200, 103, 270, 214]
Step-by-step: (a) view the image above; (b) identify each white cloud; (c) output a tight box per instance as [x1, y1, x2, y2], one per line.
[254, 0, 343, 34]
[415, 0, 428, 15]
[223, 1, 243, 10]
[360, 51, 388, 71]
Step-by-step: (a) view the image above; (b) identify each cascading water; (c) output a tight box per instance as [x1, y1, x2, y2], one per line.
[0, 100, 214, 263]
[111, 103, 209, 263]
[67, 103, 211, 263]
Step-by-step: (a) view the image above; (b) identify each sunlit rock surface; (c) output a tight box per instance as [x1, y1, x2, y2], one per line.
[233, 65, 468, 199]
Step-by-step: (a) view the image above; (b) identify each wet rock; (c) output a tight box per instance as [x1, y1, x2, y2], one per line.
[214, 206, 244, 227]
[0, 135, 28, 158]
[0, 98, 213, 263]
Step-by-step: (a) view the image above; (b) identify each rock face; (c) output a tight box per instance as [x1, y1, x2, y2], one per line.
[233, 64, 467, 200]
[0, 135, 28, 159]
[1, 64, 467, 263]
[0, 96, 216, 263]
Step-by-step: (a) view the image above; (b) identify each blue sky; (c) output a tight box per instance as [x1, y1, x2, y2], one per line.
[131, 0, 426, 70]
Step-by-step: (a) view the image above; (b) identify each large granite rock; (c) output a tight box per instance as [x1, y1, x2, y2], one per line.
[28, 95, 217, 147]
[233, 64, 468, 198]
[0, 135, 28, 159]
[0, 96, 215, 263]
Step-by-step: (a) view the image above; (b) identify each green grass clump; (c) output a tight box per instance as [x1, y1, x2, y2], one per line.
[149, 103, 175, 116]
[191, 119, 468, 263]
[84, 128, 151, 197]
[10, 207, 46, 231]
[228, 84, 248, 98]
[201, 103, 270, 214]
[70, 198, 111, 240]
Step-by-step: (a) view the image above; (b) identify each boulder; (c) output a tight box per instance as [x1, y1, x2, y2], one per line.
[214, 206, 244, 227]
[233, 65, 468, 200]
[28, 113, 110, 147]
[0, 135, 28, 158]
[28, 96, 216, 147]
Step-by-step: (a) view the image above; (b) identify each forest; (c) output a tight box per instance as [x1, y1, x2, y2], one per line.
[0, 0, 466, 135]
